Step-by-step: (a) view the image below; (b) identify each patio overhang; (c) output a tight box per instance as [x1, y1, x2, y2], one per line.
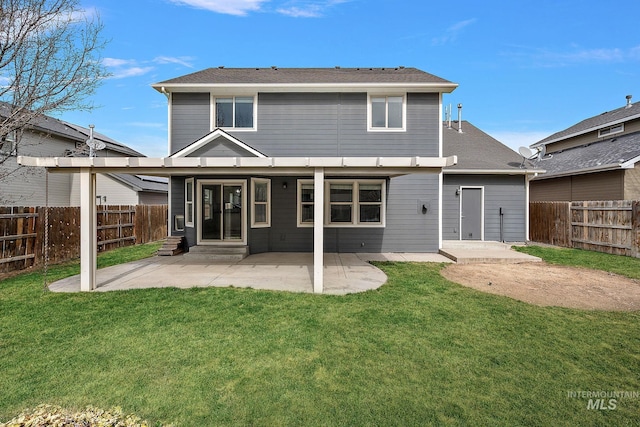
[17, 155, 457, 177]
[18, 155, 457, 294]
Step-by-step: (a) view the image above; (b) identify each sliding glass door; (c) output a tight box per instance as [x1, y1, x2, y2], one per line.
[199, 181, 245, 243]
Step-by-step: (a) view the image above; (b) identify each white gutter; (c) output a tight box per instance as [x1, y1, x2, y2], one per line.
[530, 162, 628, 180]
[531, 112, 640, 148]
[443, 168, 545, 175]
[152, 82, 459, 94]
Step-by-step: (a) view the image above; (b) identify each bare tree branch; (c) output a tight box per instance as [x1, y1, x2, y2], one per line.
[0, 0, 109, 168]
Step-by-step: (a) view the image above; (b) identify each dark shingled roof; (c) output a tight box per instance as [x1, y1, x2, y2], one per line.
[1, 101, 143, 157]
[443, 121, 527, 171]
[535, 101, 640, 146]
[532, 131, 640, 179]
[156, 67, 453, 85]
[109, 174, 168, 193]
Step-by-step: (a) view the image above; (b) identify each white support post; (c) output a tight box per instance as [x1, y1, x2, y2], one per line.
[525, 174, 531, 242]
[80, 168, 97, 291]
[313, 167, 324, 294]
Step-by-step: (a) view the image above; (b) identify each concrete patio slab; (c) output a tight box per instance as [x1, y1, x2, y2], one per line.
[48, 252, 392, 295]
[49, 248, 515, 295]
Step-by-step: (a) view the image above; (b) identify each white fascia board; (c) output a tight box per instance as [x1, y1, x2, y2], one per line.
[443, 168, 545, 175]
[531, 113, 640, 148]
[531, 163, 623, 180]
[152, 82, 459, 94]
[171, 129, 266, 158]
[620, 154, 640, 169]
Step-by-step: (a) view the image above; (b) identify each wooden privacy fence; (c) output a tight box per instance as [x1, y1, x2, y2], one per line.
[530, 201, 640, 258]
[0, 205, 167, 274]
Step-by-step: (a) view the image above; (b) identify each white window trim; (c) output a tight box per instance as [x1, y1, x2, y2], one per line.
[196, 179, 247, 245]
[211, 94, 258, 131]
[185, 178, 194, 227]
[0, 130, 18, 156]
[367, 93, 407, 132]
[297, 179, 386, 228]
[598, 123, 624, 138]
[251, 178, 271, 228]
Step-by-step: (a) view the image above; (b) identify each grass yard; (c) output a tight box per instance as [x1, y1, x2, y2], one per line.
[1, 244, 639, 426]
[515, 244, 640, 280]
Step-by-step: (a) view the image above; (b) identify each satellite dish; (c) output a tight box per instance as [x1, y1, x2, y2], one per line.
[518, 146, 534, 158]
[536, 145, 546, 161]
[85, 124, 105, 157]
[518, 146, 534, 168]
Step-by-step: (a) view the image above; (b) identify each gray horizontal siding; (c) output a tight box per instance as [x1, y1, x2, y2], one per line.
[171, 92, 440, 158]
[171, 93, 210, 153]
[442, 174, 526, 242]
[173, 174, 440, 253]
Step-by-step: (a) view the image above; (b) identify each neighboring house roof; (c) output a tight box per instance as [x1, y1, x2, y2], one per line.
[443, 120, 541, 174]
[0, 101, 143, 157]
[153, 67, 458, 92]
[532, 131, 640, 180]
[108, 174, 168, 193]
[63, 122, 143, 157]
[533, 100, 640, 147]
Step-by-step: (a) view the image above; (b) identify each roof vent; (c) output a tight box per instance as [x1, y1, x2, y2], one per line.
[271, 65, 278, 70]
[626, 94, 632, 108]
[335, 66, 341, 69]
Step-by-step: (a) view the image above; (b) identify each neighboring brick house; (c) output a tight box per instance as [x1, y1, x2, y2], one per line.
[530, 96, 640, 201]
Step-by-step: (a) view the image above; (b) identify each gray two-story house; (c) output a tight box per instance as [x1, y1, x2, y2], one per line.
[153, 67, 458, 256]
[20, 66, 536, 292]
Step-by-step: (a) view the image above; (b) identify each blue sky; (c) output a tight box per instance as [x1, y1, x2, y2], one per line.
[62, 0, 640, 157]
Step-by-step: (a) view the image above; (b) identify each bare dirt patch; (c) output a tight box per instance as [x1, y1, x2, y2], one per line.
[441, 262, 640, 311]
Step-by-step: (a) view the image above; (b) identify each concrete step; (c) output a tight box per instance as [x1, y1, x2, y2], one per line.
[441, 240, 512, 250]
[184, 245, 249, 261]
[157, 235, 185, 256]
[438, 247, 542, 264]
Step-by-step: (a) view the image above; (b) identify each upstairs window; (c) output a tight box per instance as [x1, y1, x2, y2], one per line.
[369, 95, 405, 131]
[215, 96, 255, 129]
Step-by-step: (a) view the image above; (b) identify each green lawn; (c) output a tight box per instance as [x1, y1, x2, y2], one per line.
[1, 244, 639, 426]
[515, 244, 640, 280]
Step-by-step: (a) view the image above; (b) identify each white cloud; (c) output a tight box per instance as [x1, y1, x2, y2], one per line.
[104, 55, 196, 79]
[103, 58, 135, 67]
[153, 56, 195, 68]
[277, 0, 350, 17]
[277, 5, 321, 17]
[506, 44, 640, 68]
[432, 18, 477, 46]
[111, 66, 155, 79]
[168, 0, 268, 16]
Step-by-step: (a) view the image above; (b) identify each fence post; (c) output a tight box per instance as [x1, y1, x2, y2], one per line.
[633, 201, 640, 258]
